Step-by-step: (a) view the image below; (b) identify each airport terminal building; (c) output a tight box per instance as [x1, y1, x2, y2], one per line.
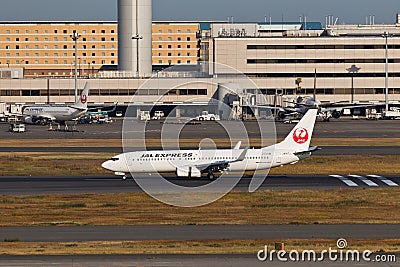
[1, 17, 400, 107]
[210, 22, 400, 103]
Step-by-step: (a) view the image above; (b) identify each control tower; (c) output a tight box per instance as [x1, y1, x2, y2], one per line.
[118, 0, 152, 77]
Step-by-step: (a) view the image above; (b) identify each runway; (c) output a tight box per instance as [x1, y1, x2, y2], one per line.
[0, 174, 398, 195]
[2, 118, 400, 140]
[1, 254, 398, 267]
[0, 145, 398, 155]
[1, 224, 399, 242]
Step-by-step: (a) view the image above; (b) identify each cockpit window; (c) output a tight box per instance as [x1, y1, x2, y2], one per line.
[111, 157, 119, 161]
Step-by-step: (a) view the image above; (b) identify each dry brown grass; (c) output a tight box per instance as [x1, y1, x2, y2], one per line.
[0, 153, 111, 176]
[1, 239, 400, 255]
[0, 188, 399, 226]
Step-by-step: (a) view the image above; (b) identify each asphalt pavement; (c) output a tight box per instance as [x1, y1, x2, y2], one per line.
[1, 225, 399, 242]
[1, 254, 398, 267]
[0, 174, 398, 195]
[2, 118, 400, 140]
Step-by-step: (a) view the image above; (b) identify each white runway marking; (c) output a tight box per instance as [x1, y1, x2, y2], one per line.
[330, 175, 359, 187]
[348, 175, 378, 187]
[367, 175, 399, 187]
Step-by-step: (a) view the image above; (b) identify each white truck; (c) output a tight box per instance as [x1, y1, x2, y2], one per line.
[0, 103, 7, 122]
[195, 111, 220, 121]
[10, 123, 26, 133]
[139, 111, 150, 121]
[366, 108, 382, 120]
[383, 107, 400, 119]
[152, 111, 165, 120]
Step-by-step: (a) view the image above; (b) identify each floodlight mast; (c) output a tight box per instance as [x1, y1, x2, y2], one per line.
[70, 32, 81, 103]
[382, 32, 392, 114]
[132, 34, 143, 77]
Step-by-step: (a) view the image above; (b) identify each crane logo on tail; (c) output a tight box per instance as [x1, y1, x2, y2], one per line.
[293, 128, 309, 144]
[80, 94, 87, 104]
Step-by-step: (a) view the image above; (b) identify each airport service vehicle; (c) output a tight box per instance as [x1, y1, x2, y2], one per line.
[0, 102, 7, 122]
[139, 111, 150, 121]
[22, 83, 90, 124]
[152, 111, 165, 120]
[366, 108, 382, 120]
[102, 109, 318, 180]
[10, 123, 25, 133]
[383, 107, 400, 120]
[195, 111, 220, 121]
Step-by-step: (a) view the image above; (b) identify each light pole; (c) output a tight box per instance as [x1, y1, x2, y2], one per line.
[346, 64, 361, 103]
[70, 32, 81, 103]
[132, 34, 143, 77]
[382, 32, 392, 114]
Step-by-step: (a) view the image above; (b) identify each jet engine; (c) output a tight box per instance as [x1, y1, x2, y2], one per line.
[176, 166, 201, 178]
[278, 111, 287, 119]
[24, 116, 34, 124]
[332, 110, 341, 119]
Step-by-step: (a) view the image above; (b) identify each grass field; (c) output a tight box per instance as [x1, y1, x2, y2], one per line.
[1, 188, 399, 226]
[2, 239, 400, 255]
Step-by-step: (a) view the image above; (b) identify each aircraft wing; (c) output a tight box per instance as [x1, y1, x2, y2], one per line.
[247, 105, 285, 111]
[36, 114, 57, 121]
[195, 148, 249, 172]
[322, 104, 376, 112]
[87, 103, 118, 113]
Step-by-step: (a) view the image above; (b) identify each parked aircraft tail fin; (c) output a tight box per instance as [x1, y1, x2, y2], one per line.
[72, 82, 90, 110]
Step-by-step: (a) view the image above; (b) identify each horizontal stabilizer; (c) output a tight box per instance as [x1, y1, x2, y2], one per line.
[294, 146, 319, 155]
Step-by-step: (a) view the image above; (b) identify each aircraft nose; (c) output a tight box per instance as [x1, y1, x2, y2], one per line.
[101, 160, 113, 171]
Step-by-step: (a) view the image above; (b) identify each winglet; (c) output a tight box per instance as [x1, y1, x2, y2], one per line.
[233, 141, 242, 150]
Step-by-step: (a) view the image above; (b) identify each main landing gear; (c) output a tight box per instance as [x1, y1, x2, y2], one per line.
[207, 172, 216, 180]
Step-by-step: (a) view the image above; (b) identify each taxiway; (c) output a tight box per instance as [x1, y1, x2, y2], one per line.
[0, 174, 398, 195]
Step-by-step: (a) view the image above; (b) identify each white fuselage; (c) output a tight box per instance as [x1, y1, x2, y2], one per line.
[102, 146, 303, 175]
[23, 106, 86, 122]
[103, 109, 318, 178]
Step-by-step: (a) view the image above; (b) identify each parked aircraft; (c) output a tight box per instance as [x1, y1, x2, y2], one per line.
[102, 109, 318, 180]
[277, 72, 373, 121]
[277, 95, 370, 122]
[23, 83, 90, 124]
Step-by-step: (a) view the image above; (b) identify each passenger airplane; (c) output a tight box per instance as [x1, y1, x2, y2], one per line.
[23, 83, 90, 124]
[277, 95, 371, 122]
[102, 109, 318, 180]
[277, 70, 373, 121]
